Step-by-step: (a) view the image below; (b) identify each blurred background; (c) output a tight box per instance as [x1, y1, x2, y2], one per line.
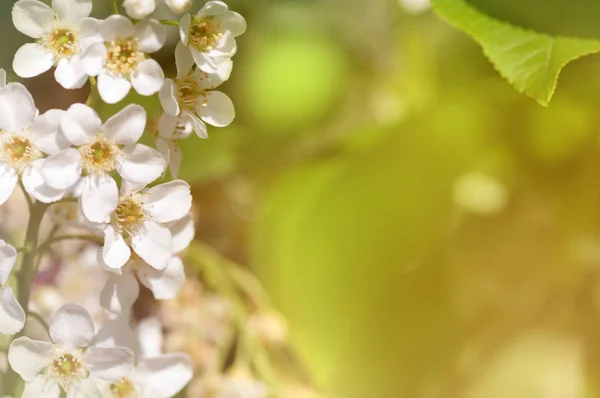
[6, 0, 600, 397]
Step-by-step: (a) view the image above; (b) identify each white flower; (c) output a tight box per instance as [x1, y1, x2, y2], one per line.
[123, 0, 157, 20]
[41, 104, 166, 223]
[12, 0, 101, 89]
[100, 213, 194, 313]
[8, 303, 134, 397]
[164, 0, 193, 14]
[159, 44, 235, 139]
[100, 180, 192, 271]
[178, 1, 246, 74]
[81, 15, 167, 104]
[0, 79, 69, 205]
[0, 240, 25, 335]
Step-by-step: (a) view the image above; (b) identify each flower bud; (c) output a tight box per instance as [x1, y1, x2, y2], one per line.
[164, 0, 193, 14]
[123, 0, 157, 19]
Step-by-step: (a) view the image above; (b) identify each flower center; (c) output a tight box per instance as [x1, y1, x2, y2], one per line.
[48, 352, 88, 391]
[42, 24, 79, 58]
[110, 378, 138, 398]
[0, 133, 42, 172]
[105, 38, 145, 78]
[115, 196, 147, 235]
[176, 76, 207, 113]
[189, 17, 223, 52]
[79, 136, 119, 175]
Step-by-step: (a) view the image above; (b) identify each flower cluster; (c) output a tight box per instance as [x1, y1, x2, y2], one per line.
[0, 0, 246, 397]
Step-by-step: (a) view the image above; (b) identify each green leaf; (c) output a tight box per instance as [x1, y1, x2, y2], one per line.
[433, 0, 600, 105]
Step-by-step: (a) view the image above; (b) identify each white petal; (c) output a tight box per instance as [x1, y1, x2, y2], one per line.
[183, 111, 208, 138]
[101, 15, 135, 41]
[157, 113, 178, 139]
[81, 41, 107, 77]
[178, 13, 191, 45]
[170, 213, 194, 253]
[136, 354, 193, 397]
[208, 31, 237, 58]
[217, 11, 247, 37]
[8, 337, 54, 381]
[21, 375, 60, 398]
[65, 377, 102, 398]
[123, 0, 156, 20]
[119, 179, 146, 197]
[117, 144, 166, 184]
[0, 286, 25, 335]
[55, 56, 88, 89]
[102, 225, 131, 270]
[137, 256, 185, 300]
[0, 164, 18, 206]
[175, 41, 194, 78]
[52, 0, 92, 23]
[98, 72, 132, 104]
[22, 162, 66, 203]
[136, 317, 162, 359]
[62, 103, 102, 145]
[167, 140, 181, 178]
[81, 175, 118, 223]
[131, 59, 164, 96]
[158, 79, 179, 116]
[0, 240, 17, 285]
[0, 82, 37, 131]
[198, 90, 235, 127]
[93, 316, 137, 352]
[102, 103, 146, 145]
[135, 18, 167, 53]
[131, 221, 172, 270]
[100, 271, 140, 313]
[143, 180, 191, 223]
[190, 48, 219, 74]
[13, 43, 54, 78]
[41, 148, 82, 190]
[32, 109, 70, 154]
[198, 1, 229, 17]
[12, 0, 54, 38]
[195, 58, 233, 88]
[49, 303, 95, 350]
[85, 346, 134, 380]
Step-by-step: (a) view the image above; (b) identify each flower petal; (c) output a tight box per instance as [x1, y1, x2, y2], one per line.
[12, 0, 54, 38]
[196, 57, 232, 88]
[0, 82, 37, 131]
[143, 180, 192, 223]
[98, 71, 132, 104]
[81, 175, 118, 223]
[85, 346, 134, 380]
[101, 14, 135, 41]
[49, 303, 95, 350]
[136, 317, 162, 359]
[8, 337, 54, 381]
[198, 1, 229, 17]
[170, 213, 194, 253]
[0, 286, 25, 335]
[81, 41, 107, 77]
[178, 13, 191, 45]
[135, 354, 193, 398]
[117, 144, 166, 184]
[102, 104, 146, 145]
[207, 31, 237, 58]
[102, 225, 131, 270]
[175, 41, 194, 78]
[13, 43, 54, 78]
[52, 0, 92, 22]
[137, 256, 185, 300]
[21, 375, 61, 398]
[100, 271, 140, 313]
[190, 47, 219, 74]
[0, 240, 17, 285]
[93, 316, 137, 352]
[41, 148, 82, 190]
[62, 103, 101, 145]
[0, 164, 18, 206]
[182, 111, 208, 139]
[135, 18, 167, 53]
[197, 90, 235, 127]
[217, 11, 247, 37]
[158, 79, 180, 116]
[32, 109, 70, 154]
[22, 161, 66, 203]
[131, 221, 172, 270]
[131, 59, 164, 96]
[54, 56, 88, 89]
[65, 376, 102, 398]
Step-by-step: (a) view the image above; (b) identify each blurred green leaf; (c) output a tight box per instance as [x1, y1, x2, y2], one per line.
[433, 0, 600, 105]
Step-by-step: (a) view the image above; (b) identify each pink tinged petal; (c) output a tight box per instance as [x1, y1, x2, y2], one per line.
[21, 375, 61, 398]
[137, 256, 185, 300]
[175, 41, 194, 78]
[81, 175, 118, 223]
[12, 0, 54, 38]
[55, 56, 88, 89]
[131, 59, 164, 96]
[143, 180, 192, 223]
[199, 1, 229, 17]
[81, 42, 107, 76]
[101, 15, 135, 41]
[136, 354, 193, 398]
[117, 144, 166, 184]
[8, 337, 54, 381]
[135, 18, 167, 53]
[22, 162, 66, 203]
[182, 111, 208, 138]
[63, 103, 102, 145]
[85, 346, 134, 380]
[217, 11, 247, 37]
[0, 240, 17, 285]
[170, 213, 194, 253]
[13, 43, 54, 78]
[52, 0, 92, 23]
[41, 148, 82, 190]
[32, 109, 70, 154]
[136, 317, 163, 358]
[49, 303, 95, 350]
[0, 82, 37, 131]
[102, 225, 131, 270]
[102, 103, 146, 145]
[158, 79, 180, 116]
[97, 72, 132, 104]
[0, 164, 18, 206]
[178, 13, 191, 45]
[0, 286, 25, 335]
[131, 221, 172, 270]
[198, 90, 234, 127]
[100, 271, 140, 313]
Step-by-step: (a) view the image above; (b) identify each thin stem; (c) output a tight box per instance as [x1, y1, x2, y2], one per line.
[28, 311, 50, 335]
[38, 234, 102, 253]
[85, 76, 98, 107]
[18, 180, 33, 210]
[161, 19, 179, 27]
[111, 0, 119, 14]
